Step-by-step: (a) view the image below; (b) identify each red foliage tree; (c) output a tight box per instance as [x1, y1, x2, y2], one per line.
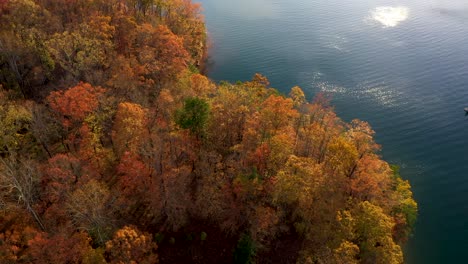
[41, 154, 81, 204]
[28, 231, 93, 264]
[115, 151, 160, 224]
[39, 154, 95, 230]
[47, 82, 105, 127]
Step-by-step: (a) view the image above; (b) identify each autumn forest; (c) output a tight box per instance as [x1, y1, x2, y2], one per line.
[0, 0, 417, 263]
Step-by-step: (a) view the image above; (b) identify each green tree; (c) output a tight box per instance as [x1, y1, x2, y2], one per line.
[391, 166, 418, 243]
[175, 97, 209, 138]
[233, 233, 256, 264]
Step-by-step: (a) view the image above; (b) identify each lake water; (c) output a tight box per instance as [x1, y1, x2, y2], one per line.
[198, 0, 468, 263]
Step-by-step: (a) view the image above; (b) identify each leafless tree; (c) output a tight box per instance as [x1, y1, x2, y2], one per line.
[0, 156, 45, 230]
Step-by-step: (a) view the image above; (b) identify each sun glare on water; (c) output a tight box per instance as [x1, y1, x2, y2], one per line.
[371, 6, 409, 27]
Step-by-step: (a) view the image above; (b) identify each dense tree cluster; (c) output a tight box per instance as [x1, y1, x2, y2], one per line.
[0, 0, 416, 263]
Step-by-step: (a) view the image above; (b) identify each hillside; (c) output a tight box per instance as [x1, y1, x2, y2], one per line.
[0, 1, 416, 263]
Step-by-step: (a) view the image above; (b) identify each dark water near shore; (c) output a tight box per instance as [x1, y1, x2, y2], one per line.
[198, 0, 468, 263]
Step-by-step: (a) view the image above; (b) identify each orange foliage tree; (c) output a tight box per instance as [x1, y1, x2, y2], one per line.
[105, 226, 158, 264]
[111, 102, 147, 158]
[135, 24, 190, 87]
[28, 231, 94, 264]
[47, 82, 105, 128]
[0, 209, 40, 263]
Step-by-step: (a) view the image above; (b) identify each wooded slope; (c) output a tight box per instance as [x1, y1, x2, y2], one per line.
[0, 1, 416, 263]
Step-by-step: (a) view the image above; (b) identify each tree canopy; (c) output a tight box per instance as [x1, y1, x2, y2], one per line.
[0, 1, 416, 263]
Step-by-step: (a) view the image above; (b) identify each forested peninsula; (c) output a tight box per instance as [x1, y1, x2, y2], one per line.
[0, 1, 417, 263]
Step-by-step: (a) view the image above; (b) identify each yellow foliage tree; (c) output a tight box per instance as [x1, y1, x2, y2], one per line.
[105, 226, 158, 264]
[111, 102, 146, 157]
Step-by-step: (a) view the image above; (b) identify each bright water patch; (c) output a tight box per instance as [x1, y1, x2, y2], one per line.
[316, 81, 347, 94]
[314, 79, 404, 108]
[308, 72, 405, 108]
[321, 35, 349, 52]
[355, 82, 404, 107]
[370, 6, 410, 27]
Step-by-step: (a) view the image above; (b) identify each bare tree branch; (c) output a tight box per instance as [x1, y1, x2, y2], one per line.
[0, 156, 45, 230]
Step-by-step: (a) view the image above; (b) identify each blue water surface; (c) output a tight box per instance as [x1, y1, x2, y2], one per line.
[198, 0, 468, 263]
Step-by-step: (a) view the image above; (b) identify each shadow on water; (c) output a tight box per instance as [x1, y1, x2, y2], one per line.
[432, 7, 468, 20]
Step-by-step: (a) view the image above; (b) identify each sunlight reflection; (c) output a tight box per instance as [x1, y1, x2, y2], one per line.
[370, 6, 409, 27]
